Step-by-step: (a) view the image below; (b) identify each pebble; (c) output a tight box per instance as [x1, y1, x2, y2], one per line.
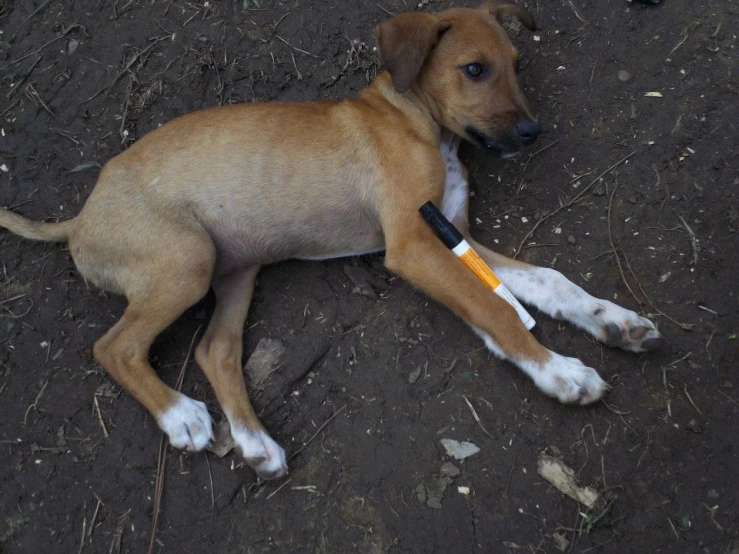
[567, 235, 577, 245]
[617, 69, 632, 82]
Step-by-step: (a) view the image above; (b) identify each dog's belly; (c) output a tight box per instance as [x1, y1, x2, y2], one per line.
[201, 201, 384, 274]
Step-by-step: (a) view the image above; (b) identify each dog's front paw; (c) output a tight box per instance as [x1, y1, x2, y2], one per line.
[158, 393, 214, 451]
[593, 303, 663, 353]
[231, 425, 288, 480]
[531, 352, 609, 405]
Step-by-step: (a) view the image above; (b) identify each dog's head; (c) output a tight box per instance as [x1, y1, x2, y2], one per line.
[374, 1, 540, 158]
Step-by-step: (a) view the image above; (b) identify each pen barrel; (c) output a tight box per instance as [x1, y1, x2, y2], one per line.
[419, 201, 535, 330]
[453, 240, 536, 331]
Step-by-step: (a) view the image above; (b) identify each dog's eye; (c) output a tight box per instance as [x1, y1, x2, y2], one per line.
[463, 63, 486, 79]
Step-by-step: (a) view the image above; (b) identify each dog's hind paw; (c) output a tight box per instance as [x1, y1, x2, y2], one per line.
[230, 426, 288, 480]
[159, 393, 214, 451]
[529, 352, 610, 405]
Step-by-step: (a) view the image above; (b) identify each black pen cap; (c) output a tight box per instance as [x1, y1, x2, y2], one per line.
[419, 201, 464, 250]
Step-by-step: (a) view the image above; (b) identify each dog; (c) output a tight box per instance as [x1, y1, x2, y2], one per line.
[0, 2, 662, 480]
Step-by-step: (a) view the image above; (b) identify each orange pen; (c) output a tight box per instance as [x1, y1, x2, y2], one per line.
[419, 201, 535, 330]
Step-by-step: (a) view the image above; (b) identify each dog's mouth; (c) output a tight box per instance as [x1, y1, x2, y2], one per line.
[465, 127, 520, 159]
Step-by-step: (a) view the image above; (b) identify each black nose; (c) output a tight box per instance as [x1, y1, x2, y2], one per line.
[515, 119, 542, 146]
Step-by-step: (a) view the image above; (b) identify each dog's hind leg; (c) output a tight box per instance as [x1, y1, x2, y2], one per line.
[91, 231, 217, 452]
[195, 267, 288, 480]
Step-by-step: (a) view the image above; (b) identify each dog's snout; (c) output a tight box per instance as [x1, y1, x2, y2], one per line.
[514, 119, 542, 146]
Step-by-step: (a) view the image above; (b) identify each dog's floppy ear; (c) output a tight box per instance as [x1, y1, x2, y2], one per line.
[374, 13, 451, 94]
[479, 1, 537, 32]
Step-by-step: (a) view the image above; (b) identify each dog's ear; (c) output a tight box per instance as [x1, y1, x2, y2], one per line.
[374, 13, 451, 94]
[478, 1, 537, 32]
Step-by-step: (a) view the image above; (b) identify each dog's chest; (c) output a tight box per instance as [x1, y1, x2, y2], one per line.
[440, 134, 468, 223]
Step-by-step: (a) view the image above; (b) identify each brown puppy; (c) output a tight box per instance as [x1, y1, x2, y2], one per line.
[0, 2, 661, 480]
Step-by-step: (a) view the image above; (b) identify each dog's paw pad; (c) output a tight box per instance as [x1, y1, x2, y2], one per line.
[230, 426, 288, 480]
[594, 305, 662, 353]
[536, 353, 609, 405]
[158, 394, 213, 451]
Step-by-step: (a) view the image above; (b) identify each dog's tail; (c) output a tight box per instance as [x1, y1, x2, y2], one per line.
[0, 208, 75, 242]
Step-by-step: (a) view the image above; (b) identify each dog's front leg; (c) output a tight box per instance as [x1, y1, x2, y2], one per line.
[467, 239, 663, 353]
[384, 222, 608, 404]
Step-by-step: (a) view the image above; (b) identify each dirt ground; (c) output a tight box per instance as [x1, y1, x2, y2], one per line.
[1, 0, 737, 552]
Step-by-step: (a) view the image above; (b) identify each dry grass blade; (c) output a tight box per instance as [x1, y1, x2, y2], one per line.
[673, 210, 699, 265]
[462, 395, 495, 440]
[288, 404, 347, 461]
[147, 327, 201, 554]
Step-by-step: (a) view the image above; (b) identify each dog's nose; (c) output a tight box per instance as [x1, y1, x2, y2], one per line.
[514, 119, 542, 146]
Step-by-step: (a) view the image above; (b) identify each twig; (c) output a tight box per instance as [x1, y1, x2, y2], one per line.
[622, 252, 694, 330]
[6, 56, 42, 100]
[601, 401, 631, 416]
[88, 495, 103, 539]
[673, 210, 699, 265]
[665, 352, 691, 368]
[667, 22, 700, 59]
[290, 51, 303, 81]
[10, 0, 53, 41]
[147, 327, 201, 554]
[24, 379, 49, 425]
[513, 150, 638, 258]
[502, 456, 517, 500]
[288, 404, 347, 461]
[0, 25, 77, 71]
[515, 140, 560, 195]
[376, 2, 394, 16]
[683, 384, 703, 415]
[275, 35, 319, 58]
[0, 294, 27, 305]
[205, 451, 215, 510]
[605, 183, 644, 310]
[266, 477, 292, 500]
[81, 35, 169, 105]
[462, 395, 495, 440]
[565, 0, 588, 25]
[667, 517, 679, 539]
[717, 390, 739, 408]
[78, 502, 87, 554]
[93, 395, 109, 438]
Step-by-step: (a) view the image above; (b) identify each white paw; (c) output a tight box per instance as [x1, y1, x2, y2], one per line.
[158, 393, 213, 451]
[528, 352, 609, 405]
[590, 302, 663, 353]
[231, 425, 288, 480]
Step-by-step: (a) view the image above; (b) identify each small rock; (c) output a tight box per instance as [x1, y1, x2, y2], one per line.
[628, 195, 638, 204]
[343, 265, 378, 299]
[617, 69, 632, 82]
[552, 531, 570, 552]
[440, 439, 480, 460]
[706, 488, 720, 499]
[67, 39, 79, 55]
[408, 366, 422, 384]
[244, 338, 286, 391]
[567, 235, 577, 246]
[415, 483, 427, 504]
[439, 462, 460, 478]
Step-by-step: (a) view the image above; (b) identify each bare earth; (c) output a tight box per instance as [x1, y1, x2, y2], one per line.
[1, 0, 737, 552]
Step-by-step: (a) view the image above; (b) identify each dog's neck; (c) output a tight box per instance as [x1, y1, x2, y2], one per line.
[364, 72, 445, 144]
